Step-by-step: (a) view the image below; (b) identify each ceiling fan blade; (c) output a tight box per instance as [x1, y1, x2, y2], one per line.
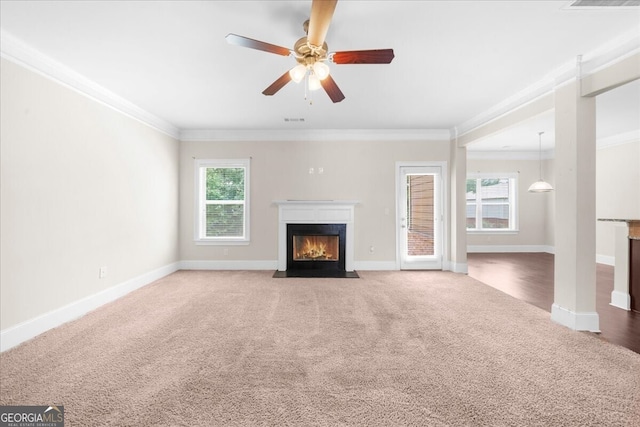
[320, 75, 345, 103]
[225, 33, 292, 56]
[262, 71, 293, 96]
[307, 0, 338, 48]
[332, 49, 395, 64]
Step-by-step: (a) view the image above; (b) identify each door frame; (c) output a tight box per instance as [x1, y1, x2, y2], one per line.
[395, 161, 448, 270]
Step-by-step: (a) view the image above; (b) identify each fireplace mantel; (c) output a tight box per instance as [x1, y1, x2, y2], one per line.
[275, 200, 358, 272]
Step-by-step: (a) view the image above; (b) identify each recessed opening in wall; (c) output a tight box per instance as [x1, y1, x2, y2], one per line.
[274, 223, 358, 278]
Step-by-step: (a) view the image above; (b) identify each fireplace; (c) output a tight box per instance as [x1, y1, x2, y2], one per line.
[274, 200, 359, 278]
[287, 224, 346, 273]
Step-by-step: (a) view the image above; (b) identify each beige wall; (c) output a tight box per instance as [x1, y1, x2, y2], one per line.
[466, 140, 640, 259]
[0, 59, 180, 330]
[179, 139, 450, 264]
[466, 157, 553, 249]
[595, 140, 640, 259]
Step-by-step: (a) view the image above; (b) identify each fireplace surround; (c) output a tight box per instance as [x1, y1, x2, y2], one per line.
[274, 200, 358, 278]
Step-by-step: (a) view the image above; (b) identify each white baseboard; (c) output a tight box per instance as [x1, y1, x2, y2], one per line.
[596, 254, 615, 266]
[1, 262, 180, 352]
[467, 245, 554, 253]
[183, 260, 401, 272]
[551, 303, 600, 332]
[444, 261, 468, 274]
[610, 290, 631, 311]
[179, 260, 278, 270]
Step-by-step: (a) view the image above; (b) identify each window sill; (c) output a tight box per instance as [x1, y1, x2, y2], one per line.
[195, 239, 250, 246]
[467, 230, 519, 235]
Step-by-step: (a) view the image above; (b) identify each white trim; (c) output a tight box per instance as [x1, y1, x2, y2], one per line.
[466, 174, 519, 233]
[0, 262, 180, 352]
[195, 240, 250, 246]
[455, 86, 559, 139]
[180, 129, 451, 142]
[467, 230, 519, 235]
[610, 290, 631, 311]
[468, 130, 639, 158]
[467, 245, 554, 253]
[596, 254, 615, 266]
[179, 260, 278, 270]
[579, 29, 640, 76]
[396, 162, 448, 271]
[454, 28, 639, 138]
[447, 261, 469, 274]
[0, 30, 179, 139]
[275, 201, 358, 272]
[194, 158, 251, 244]
[597, 130, 640, 150]
[562, 1, 640, 10]
[551, 303, 600, 332]
[467, 150, 555, 160]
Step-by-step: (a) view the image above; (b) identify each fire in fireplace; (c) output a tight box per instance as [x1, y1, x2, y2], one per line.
[293, 235, 339, 261]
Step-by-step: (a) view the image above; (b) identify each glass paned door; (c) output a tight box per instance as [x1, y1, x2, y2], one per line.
[398, 166, 442, 270]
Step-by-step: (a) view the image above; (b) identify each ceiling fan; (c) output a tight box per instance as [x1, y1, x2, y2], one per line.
[225, 0, 394, 103]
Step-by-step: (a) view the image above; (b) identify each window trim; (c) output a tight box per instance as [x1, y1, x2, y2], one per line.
[466, 173, 518, 233]
[194, 158, 250, 245]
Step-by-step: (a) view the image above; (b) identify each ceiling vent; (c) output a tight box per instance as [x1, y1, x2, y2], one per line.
[568, 0, 640, 7]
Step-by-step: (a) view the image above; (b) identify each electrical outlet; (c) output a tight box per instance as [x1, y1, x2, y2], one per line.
[309, 167, 314, 174]
[318, 167, 324, 174]
[99, 266, 107, 279]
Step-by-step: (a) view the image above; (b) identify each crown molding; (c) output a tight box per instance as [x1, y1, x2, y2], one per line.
[597, 130, 640, 149]
[467, 130, 639, 159]
[467, 150, 555, 161]
[179, 128, 451, 142]
[455, 29, 640, 139]
[0, 29, 180, 139]
[580, 29, 640, 76]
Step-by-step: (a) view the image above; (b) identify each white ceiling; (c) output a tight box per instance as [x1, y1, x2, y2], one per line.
[1, 1, 639, 150]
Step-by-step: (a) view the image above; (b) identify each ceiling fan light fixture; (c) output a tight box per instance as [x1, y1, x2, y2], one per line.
[313, 61, 330, 80]
[226, 0, 394, 103]
[289, 64, 307, 83]
[308, 73, 322, 91]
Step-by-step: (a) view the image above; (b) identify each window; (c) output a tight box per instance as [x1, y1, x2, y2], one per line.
[195, 159, 250, 244]
[466, 174, 517, 232]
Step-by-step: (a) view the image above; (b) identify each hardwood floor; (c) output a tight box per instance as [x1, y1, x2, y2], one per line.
[467, 252, 640, 354]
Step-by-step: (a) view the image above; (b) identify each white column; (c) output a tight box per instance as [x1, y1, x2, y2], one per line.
[551, 78, 599, 331]
[449, 140, 467, 273]
[611, 224, 631, 310]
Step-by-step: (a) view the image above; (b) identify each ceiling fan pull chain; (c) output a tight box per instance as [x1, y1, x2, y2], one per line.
[305, 71, 313, 105]
[304, 72, 309, 101]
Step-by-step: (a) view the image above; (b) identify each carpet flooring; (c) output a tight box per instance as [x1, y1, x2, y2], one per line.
[1, 270, 639, 426]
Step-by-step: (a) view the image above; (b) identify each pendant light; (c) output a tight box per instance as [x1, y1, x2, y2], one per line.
[528, 131, 554, 193]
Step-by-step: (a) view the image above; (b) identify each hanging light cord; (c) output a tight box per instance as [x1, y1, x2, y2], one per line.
[538, 131, 544, 180]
